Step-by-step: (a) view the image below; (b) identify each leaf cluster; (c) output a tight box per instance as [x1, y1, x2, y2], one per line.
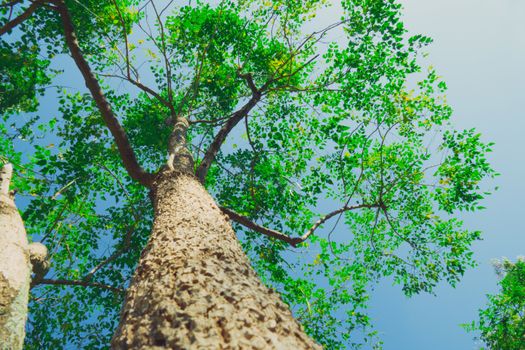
[465, 259, 525, 350]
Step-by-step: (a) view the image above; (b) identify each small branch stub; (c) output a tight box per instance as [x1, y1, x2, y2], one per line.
[0, 163, 13, 196]
[28, 242, 50, 285]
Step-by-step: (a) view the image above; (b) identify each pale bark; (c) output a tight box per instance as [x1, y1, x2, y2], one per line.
[0, 164, 30, 350]
[112, 170, 321, 349]
[0, 164, 49, 349]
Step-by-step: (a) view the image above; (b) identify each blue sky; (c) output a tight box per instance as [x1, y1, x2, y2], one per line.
[367, 0, 525, 349]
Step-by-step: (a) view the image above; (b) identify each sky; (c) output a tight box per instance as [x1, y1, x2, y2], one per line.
[367, 0, 525, 349]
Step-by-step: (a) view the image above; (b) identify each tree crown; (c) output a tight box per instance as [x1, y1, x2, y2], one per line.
[1, 0, 495, 348]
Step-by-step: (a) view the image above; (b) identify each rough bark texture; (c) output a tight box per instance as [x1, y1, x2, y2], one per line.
[112, 170, 321, 349]
[0, 164, 30, 350]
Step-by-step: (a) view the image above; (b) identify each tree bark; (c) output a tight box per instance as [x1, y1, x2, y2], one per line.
[0, 164, 30, 350]
[112, 169, 321, 349]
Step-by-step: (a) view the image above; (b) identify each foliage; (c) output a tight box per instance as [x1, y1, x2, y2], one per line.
[1, 0, 495, 349]
[0, 38, 51, 113]
[464, 259, 525, 350]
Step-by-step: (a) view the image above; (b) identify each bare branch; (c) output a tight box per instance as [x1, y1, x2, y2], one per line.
[0, 0, 42, 36]
[300, 204, 379, 242]
[220, 206, 302, 246]
[40, 203, 68, 243]
[51, 177, 78, 200]
[174, 18, 224, 120]
[56, 0, 155, 187]
[158, 0, 175, 17]
[221, 203, 379, 247]
[34, 278, 124, 294]
[174, 45, 208, 119]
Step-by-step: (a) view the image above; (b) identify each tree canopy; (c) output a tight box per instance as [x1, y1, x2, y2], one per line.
[1, 0, 495, 348]
[465, 259, 525, 350]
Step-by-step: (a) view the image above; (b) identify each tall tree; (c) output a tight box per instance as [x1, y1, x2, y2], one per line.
[1, 0, 495, 348]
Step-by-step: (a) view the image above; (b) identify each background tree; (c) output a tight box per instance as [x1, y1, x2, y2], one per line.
[1, 0, 495, 348]
[465, 258, 525, 350]
[0, 163, 49, 350]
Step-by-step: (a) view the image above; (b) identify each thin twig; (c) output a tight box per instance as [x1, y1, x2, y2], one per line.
[34, 278, 124, 294]
[111, 0, 130, 79]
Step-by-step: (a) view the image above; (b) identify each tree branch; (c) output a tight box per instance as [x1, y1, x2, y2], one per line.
[195, 93, 261, 183]
[105, 0, 177, 116]
[83, 164, 144, 282]
[1, 0, 24, 8]
[56, 0, 155, 187]
[99, 73, 173, 112]
[0, 0, 42, 36]
[194, 43, 320, 184]
[34, 278, 124, 294]
[237, 71, 258, 95]
[221, 203, 380, 247]
[83, 223, 135, 282]
[268, 54, 319, 87]
[220, 206, 302, 246]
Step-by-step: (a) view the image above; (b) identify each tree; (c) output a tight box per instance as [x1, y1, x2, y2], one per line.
[465, 258, 525, 350]
[0, 0, 495, 348]
[0, 163, 32, 350]
[0, 163, 48, 349]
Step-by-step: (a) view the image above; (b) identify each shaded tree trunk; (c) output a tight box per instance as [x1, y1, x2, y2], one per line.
[0, 164, 30, 350]
[112, 169, 321, 349]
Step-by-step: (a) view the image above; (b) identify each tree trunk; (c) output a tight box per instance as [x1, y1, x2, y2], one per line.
[0, 164, 30, 350]
[112, 169, 321, 349]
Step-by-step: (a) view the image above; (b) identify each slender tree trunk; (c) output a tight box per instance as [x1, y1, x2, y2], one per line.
[0, 164, 30, 350]
[112, 169, 321, 349]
